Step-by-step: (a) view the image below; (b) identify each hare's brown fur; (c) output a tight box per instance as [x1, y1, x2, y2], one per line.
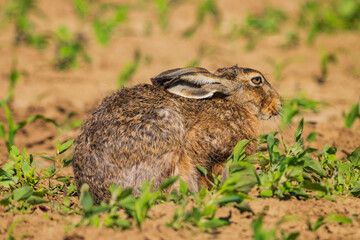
[73, 66, 281, 203]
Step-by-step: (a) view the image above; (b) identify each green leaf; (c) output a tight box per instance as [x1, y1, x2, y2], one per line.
[348, 147, 360, 168]
[213, 195, 242, 204]
[59, 139, 74, 154]
[260, 189, 273, 197]
[115, 218, 132, 228]
[26, 196, 48, 205]
[4, 104, 15, 132]
[0, 121, 5, 139]
[295, 118, 304, 142]
[344, 103, 359, 128]
[16, 115, 60, 133]
[72, 0, 88, 19]
[159, 175, 179, 191]
[198, 218, 230, 228]
[307, 132, 317, 142]
[79, 184, 94, 213]
[118, 51, 141, 89]
[351, 183, 360, 197]
[39, 156, 55, 161]
[48, 163, 56, 175]
[232, 139, 253, 162]
[302, 181, 327, 193]
[196, 165, 208, 176]
[179, 178, 189, 195]
[13, 186, 33, 201]
[311, 216, 325, 231]
[303, 157, 327, 177]
[91, 205, 111, 215]
[62, 159, 72, 168]
[326, 213, 353, 224]
[0, 168, 16, 184]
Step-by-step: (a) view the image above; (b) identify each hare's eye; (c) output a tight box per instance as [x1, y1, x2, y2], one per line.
[251, 76, 263, 86]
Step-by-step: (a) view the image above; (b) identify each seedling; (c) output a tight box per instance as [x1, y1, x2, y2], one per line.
[256, 119, 360, 198]
[1, 0, 48, 49]
[0, 103, 60, 152]
[154, 0, 170, 31]
[117, 50, 141, 89]
[183, 0, 220, 38]
[168, 139, 257, 231]
[281, 31, 299, 49]
[280, 92, 327, 130]
[266, 57, 292, 82]
[317, 48, 337, 83]
[0, 140, 75, 212]
[0, 60, 26, 106]
[60, 112, 83, 132]
[307, 213, 353, 231]
[6, 218, 26, 240]
[77, 176, 179, 229]
[72, 0, 89, 20]
[52, 26, 91, 70]
[92, 4, 128, 46]
[239, 6, 287, 50]
[298, 0, 360, 45]
[71, 0, 128, 46]
[344, 102, 359, 128]
[252, 210, 300, 240]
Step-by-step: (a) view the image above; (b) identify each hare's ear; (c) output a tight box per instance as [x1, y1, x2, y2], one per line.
[151, 67, 234, 99]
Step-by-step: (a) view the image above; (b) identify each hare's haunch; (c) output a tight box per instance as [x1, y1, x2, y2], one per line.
[73, 65, 282, 203]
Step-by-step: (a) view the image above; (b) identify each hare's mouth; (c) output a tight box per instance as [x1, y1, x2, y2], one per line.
[258, 101, 282, 120]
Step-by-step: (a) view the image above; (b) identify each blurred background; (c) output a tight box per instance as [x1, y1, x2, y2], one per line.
[0, 0, 360, 162]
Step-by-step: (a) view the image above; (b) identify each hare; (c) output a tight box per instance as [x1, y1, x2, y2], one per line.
[72, 65, 282, 204]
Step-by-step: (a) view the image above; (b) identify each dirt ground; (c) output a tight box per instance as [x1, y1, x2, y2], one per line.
[0, 0, 360, 239]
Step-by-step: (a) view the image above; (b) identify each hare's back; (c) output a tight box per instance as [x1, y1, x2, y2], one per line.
[75, 84, 186, 167]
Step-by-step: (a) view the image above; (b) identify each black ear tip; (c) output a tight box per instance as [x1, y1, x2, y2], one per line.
[151, 77, 159, 86]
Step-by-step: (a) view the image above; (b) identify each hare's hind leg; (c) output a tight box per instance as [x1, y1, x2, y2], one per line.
[116, 151, 181, 196]
[175, 155, 201, 192]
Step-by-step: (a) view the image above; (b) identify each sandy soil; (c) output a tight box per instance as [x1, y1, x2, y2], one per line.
[0, 0, 360, 239]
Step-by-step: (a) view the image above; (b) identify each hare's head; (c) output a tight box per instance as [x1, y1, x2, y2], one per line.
[151, 65, 282, 120]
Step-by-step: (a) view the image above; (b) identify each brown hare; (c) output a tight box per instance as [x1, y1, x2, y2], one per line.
[73, 65, 282, 204]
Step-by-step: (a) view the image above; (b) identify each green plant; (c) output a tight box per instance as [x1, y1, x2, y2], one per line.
[1, 0, 48, 49]
[266, 57, 291, 82]
[52, 26, 91, 70]
[238, 6, 287, 50]
[344, 102, 359, 128]
[92, 4, 128, 46]
[251, 210, 300, 240]
[307, 213, 353, 231]
[281, 31, 299, 49]
[71, 0, 128, 46]
[0, 104, 60, 152]
[256, 119, 360, 199]
[0, 60, 26, 107]
[168, 140, 258, 231]
[280, 92, 327, 130]
[0, 140, 75, 212]
[317, 48, 337, 83]
[154, 0, 170, 31]
[6, 218, 26, 240]
[77, 176, 179, 229]
[72, 0, 89, 20]
[298, 0, 360, 45]
[320, 144, 360, 196]
[60, 112, 83, 132]
[256, 119, 328, 198]
[117, 50, 141, 89]
[183, 0, 220, 38]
